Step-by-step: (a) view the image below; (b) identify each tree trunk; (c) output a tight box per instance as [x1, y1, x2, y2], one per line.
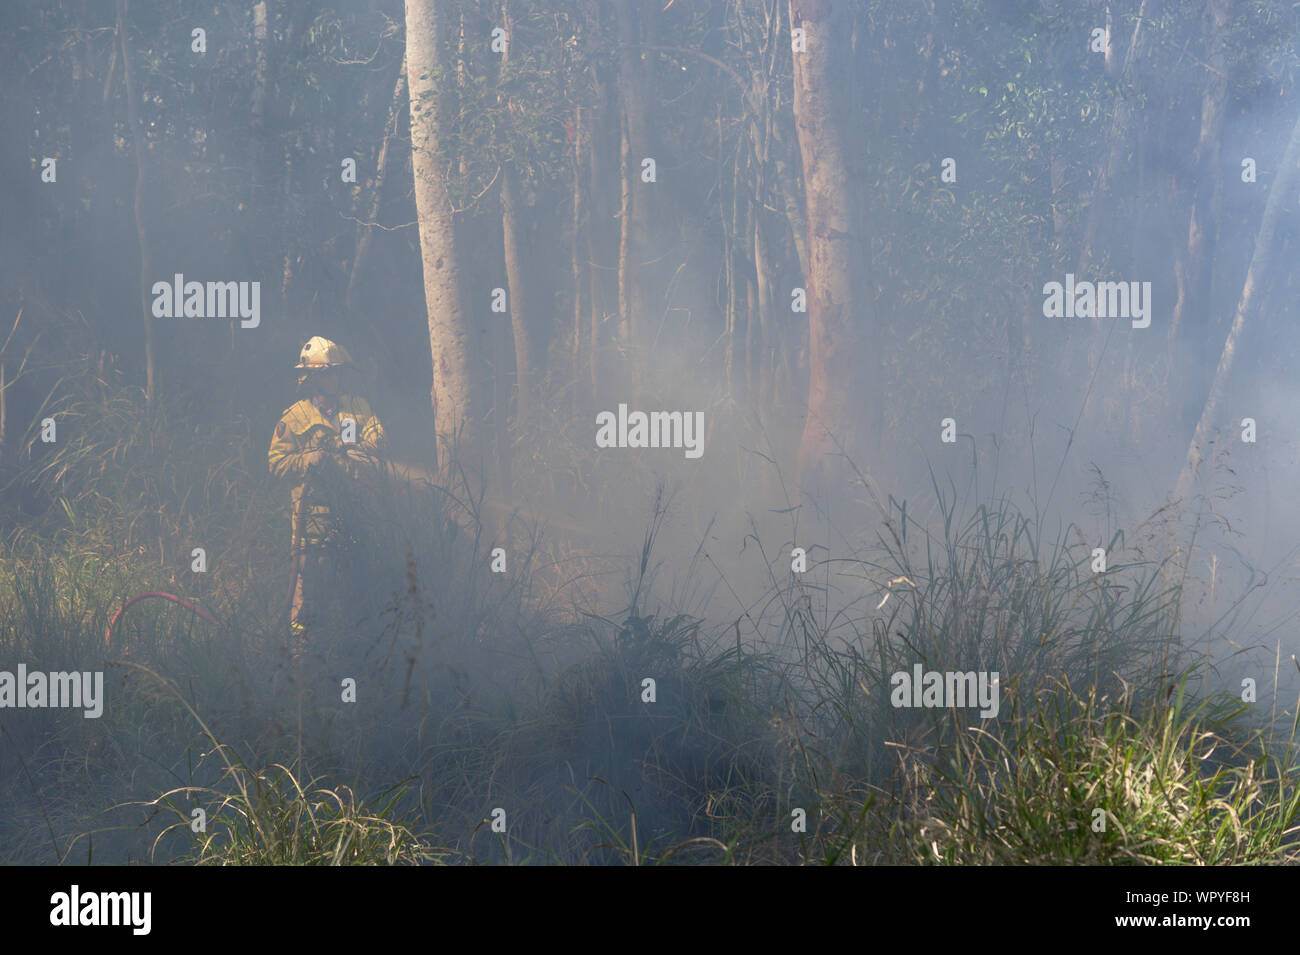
[456, 7, 469, 184]
[1073, 1, 1146, 432]
[499, 1, 533, 432]
[117, 0, 155, 405]
[587, 53, 608, 401]
[753, 210, 773, 415]
[1049, 146, 1068, 239]
[406, 0, 479, 475]
[748, 27, 777, 421]
[789, 0, 861, 500]
[348, 59, 407, 313]
[1173, 107, 1300, 504]
[614, 0, 652, 353]
[1075, 0, 1146, 278]
[617, 103, 634, 350]
[251, 1, 269, 128]
[724, 125, 742, 400]
[1168, 0, 1230, 354]
[571, 103, 588, 409]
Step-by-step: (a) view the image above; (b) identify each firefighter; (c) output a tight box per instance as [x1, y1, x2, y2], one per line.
[268, 336, 387, 651]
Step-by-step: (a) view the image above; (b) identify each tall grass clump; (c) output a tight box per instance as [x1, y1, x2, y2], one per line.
[747, 474, 1300, 864]
[119, 664, 444, 865]
[900, 675, 1300, 864]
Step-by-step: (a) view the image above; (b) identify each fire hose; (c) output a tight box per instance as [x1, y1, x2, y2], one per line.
[104, 591, 221, 648]
[104, 490, 308, 650]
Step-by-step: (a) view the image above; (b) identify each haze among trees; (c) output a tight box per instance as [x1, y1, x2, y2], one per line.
[5, 0, 1297, 517]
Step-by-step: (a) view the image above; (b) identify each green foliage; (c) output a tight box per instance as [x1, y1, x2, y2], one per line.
[136, 687, 443, 866]
[891, 676, 1300, 865]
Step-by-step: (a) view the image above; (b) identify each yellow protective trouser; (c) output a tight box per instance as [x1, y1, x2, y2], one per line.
[285, 481, 370, 654]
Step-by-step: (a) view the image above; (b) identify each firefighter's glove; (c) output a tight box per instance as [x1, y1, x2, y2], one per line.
[301, 449, 329, 471]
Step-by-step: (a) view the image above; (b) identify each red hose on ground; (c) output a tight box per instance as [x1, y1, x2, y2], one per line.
[104, 591, 221, 649]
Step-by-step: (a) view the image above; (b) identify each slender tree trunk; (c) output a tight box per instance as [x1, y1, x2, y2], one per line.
[406, 0, 479, 474]
[101, 40, 118, 106]
[571, 104, 588, 409]
[492, 260, 512, 506]
[456, 7, 469, 183]
[617, 105, 634, 350]
[1173, 107, 1300, 503]
[1073, 1, 1146, 431]
[587, 54, 608, 401]
[251, 1, 269, 126]
[117, 0, 155, 405]
[725, 127, 742, 399]
[500, 168, 532, 436]
[748, 26, 776, 419]
[1169, 0, 1230, 352]
[790, 0, 861, 499]
[499, 2, 533, 432]
[280, 150, 295, 316]
[753, 211, 773, 414]
[245, 0, 270, 359]
[1076, 0, 1146, 278]
[614, 0, 652, 353]
[274, 5, 313, 322]
[348, 60, 407, 313]
[1049, 146, 1068, 239]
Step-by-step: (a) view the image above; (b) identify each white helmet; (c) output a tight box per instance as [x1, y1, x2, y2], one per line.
[294, 336, 353, 370]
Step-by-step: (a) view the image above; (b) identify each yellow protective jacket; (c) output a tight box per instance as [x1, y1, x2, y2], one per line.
[268, 394, 387, 546]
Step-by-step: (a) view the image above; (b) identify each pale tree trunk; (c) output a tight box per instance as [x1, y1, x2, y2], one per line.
[1075, 1, 1145, 433]
[276, 6, 314, 320]
[1076, 0, 1146, 278]
[1049, 147, 1068, 238]
[499, 1, 533, 431]
[1169, 0, 1230, 352]
[492, 271, 512, 507]
[724, 129, 742, 400]
[1173, 107, 1300, 504]
[248, 0, 269, 357]
[772, 1, 808, 415]
[117, 0, 155, 405]
[251, 1, 269, 126]
[617, 110, 634, 349]
[571, 103, 588, 410]
[406, 0, 480, 475]
[753, 213, 773, 413]
[348, 60, 407, 313]
[586, 51, 608, 402]
[614, 0, 652, 353]
[748, 10, 778, 419]
[790, 0, 862, 500]
[456, 7, 469, 183]
[235, 0, 268, 358]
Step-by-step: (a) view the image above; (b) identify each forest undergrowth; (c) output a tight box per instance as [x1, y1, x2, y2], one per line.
[2, 375, 1298, 866]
